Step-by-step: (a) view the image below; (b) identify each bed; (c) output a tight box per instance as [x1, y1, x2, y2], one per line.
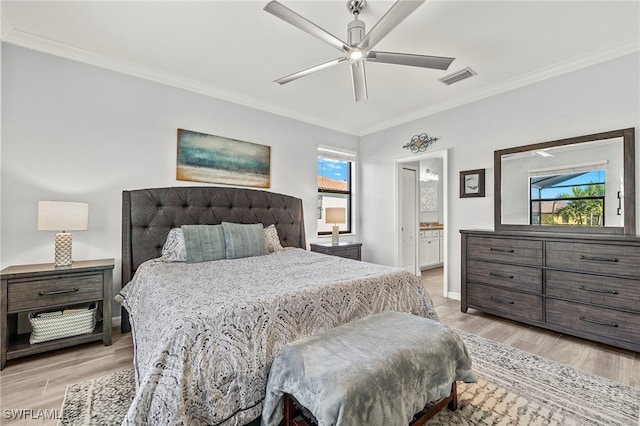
[117, 186, 438, 426]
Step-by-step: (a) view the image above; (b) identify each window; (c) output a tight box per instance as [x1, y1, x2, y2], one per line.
[317, 146, 355, 235]
[529, 168, 606, 226]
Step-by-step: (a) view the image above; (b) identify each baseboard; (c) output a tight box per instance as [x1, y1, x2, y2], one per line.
[112, 316, 121, 328]
[446, 292, 461, 301]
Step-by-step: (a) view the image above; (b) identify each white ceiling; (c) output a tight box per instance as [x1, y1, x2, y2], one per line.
[2, 1, 639, 136]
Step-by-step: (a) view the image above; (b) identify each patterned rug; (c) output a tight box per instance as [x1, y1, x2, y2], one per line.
[59, 330, 640, 426]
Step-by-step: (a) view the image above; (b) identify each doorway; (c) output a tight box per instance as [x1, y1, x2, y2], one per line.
[396, 149, 449, 297]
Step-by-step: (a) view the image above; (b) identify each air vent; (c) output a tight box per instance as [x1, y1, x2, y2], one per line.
[439, 67, 476, 86]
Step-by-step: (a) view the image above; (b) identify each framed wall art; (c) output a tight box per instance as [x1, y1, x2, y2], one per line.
[460, 168, 485, 198]
[177, 129, 271, 188]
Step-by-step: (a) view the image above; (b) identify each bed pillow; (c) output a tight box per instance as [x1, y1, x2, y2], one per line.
[222, 222, 269, 259]
[161, 228, 187, 262]
[263, 224, 284, 253]
[182, 225, 227, 263]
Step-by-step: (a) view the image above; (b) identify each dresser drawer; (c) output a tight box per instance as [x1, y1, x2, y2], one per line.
[546, 242, 640, 278]
[7, 273, 103, 313]
[467, 260, 541, 293]
[546, 299, 640, 346]
[546, 270, 640, 312]
[467, 283, 542, 322]
[467, 236, 542, 266]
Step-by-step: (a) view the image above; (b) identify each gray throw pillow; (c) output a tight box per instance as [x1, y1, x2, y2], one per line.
[181, 225, 226, 263]
[222, 222, 268, 259]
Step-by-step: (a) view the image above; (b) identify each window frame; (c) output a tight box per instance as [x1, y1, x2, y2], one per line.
[528, 166, 606, 226]
[317, 146, 356, 236]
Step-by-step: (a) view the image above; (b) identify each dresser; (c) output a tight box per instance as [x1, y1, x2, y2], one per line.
[460, 230, 640, 352]
[1, 259, 114, 370]
[310, 242, 362, 261]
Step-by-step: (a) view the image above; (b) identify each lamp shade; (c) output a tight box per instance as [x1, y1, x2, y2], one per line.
[325, 207, 346, 224]
[38, 201, 89, 231]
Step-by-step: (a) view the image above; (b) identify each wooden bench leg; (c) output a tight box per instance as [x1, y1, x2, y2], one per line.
[410, 381, 458, 426]
[283, 394, 310, 426]
[448, 381, 458, 411]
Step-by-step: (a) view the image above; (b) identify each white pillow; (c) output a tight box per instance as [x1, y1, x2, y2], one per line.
[264, 224, 284, 253]
[161, 228, 187, 262]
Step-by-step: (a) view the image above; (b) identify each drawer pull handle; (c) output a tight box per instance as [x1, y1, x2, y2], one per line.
[579, 255, 619, 263]
[38, 287, 79, 296]
[578, 285, 619, 295]
[489, 296, 514, 305]
[489, 272, 514, 279]
[489, 248, 514, 253]
[579, 316, 618, 328]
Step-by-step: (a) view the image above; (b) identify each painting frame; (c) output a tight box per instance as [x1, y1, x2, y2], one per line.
[460, 168, 486, 198]
[176, 129, 271, 188]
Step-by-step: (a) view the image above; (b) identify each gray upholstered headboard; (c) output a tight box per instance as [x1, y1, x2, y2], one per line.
[120, 186, 306, 332]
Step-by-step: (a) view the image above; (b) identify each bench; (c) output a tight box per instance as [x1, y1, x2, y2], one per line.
[262, 311, 476, 426]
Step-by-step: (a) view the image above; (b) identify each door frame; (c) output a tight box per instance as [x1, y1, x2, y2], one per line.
[395, 149, 449, 297]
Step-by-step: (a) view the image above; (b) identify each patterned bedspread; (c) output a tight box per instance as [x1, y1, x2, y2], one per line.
[117, 248, 438, 426]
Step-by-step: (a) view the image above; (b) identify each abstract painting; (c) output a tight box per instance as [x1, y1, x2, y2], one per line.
[177, 129, 270, 188]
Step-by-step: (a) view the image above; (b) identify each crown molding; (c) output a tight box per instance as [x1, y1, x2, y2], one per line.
[2, 29, 361, 136]
[1, 12, 12, 40]
[359, 38, 640, 136]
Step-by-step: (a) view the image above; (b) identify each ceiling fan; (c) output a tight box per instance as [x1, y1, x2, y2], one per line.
[264, 0, 455, 102]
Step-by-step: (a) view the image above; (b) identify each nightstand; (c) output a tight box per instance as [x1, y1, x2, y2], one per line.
[310, 242, 362, 261]
[0, 259, 114, 370]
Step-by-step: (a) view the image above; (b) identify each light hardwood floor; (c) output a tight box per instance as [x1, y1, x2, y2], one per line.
[1, 267, 638, 425]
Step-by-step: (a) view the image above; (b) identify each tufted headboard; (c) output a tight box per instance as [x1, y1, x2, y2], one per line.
[120, 186, 306, 332]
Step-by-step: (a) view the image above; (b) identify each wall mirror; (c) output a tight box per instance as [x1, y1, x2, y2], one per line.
[494, 128, 635, 235]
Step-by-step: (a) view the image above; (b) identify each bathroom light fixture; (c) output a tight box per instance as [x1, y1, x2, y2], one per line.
[421, 169, 439, 182]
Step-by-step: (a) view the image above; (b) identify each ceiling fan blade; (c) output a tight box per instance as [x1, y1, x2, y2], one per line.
[264, 1, 350, 53]
[275, 57, 347, 85]
[358, 0, 425, 51]
[367, 51, 454, 70]
[350, 61, 368, 102]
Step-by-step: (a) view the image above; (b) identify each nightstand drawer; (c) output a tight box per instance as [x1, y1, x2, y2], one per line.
[7, 273, 103, 313]
[330, 246, 360, 260]
[310, 242, 362, 261]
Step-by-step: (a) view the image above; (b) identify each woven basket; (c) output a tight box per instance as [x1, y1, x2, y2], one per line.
[28, 304, 97, 344]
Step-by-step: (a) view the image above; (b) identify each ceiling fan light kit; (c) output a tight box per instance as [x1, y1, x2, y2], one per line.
[264, 0, 456, 102]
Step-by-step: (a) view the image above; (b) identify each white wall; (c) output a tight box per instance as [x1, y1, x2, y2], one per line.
[360, 52, 640, 296]
[0, 44, 359, 316]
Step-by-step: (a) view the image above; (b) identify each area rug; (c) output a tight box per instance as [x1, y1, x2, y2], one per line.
[59, 330, 640, 425]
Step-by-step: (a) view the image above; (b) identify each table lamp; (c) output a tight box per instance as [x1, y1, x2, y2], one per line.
[37, 201, 89, 266]
[325, 207, 346, 245]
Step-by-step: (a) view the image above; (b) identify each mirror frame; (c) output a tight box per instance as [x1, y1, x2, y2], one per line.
[494, 128, 636, 235]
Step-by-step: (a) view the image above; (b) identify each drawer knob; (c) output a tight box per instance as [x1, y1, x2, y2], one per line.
[579, 316, 618, 328]
[578, 285, 619, 295]
[38, 287, 79, 296]
[489, 248, 514, 253]
[489, 296, 514, 305]
[489, 272, 514, 279]
[579, 255, 619, 263]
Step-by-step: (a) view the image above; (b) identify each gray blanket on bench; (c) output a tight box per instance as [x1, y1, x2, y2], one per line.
[262, 311, 476, 426]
